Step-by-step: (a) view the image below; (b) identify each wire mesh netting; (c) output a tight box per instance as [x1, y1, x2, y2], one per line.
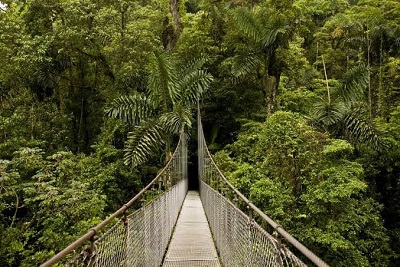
[57, 134, 188, 267]
[43, 109, 328, 267]
[93, 182, 187, 267]
[197, 107, 327, 267]
[200, 181, 306, 267]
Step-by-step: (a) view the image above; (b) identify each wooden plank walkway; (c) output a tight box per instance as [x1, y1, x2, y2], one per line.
[162, 191, 221, 267]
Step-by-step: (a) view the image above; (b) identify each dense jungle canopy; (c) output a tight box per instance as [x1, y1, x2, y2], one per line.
[1, 0, 400, 266]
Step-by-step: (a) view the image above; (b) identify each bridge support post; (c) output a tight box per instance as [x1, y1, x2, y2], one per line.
[122, 211, 129, 267]
[85, 235, 97, 267]
[273, 230, 284, 266]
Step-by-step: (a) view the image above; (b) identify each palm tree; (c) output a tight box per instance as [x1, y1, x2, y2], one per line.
[230, 5, 294, 116]
[338, 0, 400, 119]
[106, 52, 212, 167]
[312, 63, 383, 150]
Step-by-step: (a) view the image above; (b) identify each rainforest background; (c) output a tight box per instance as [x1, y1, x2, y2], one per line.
[1, 0, 400, 266]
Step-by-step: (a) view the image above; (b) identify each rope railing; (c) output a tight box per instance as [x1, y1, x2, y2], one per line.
[197, 107, 329, 267]
[41, 132, 188, 267]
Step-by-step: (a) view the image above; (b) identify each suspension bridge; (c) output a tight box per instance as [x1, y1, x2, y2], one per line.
[40, 109, 329, 267]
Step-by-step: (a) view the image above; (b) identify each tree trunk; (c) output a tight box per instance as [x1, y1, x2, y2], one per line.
[378, 32, 384, 117]
[265, 75, 277, 116]
[367, 30, 372, 119]
[162, 0, 183, 51]
[170, 0, 183, 36]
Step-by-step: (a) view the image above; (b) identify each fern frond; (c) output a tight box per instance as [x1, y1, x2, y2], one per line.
[180, 56, 209, 77]
[261, 25, 289, 49]
[123, 120, 165, 167]
[105, 94, 155, 125]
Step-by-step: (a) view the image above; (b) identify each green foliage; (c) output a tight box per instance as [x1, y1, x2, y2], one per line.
[0, 142, 140, 266]
[221, 3, 297, 115]
[124, 120, 164, 166]
[1, 0, 400, 265]
[106, 94, 156, 125]
[215, 111, 392, 266]
[337, 64, 369, 103]
[107, 53, 212, 167]
[311, 65, 384, 150]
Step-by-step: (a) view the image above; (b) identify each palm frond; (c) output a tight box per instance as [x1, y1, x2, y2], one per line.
[261, 25, 289, 49]
[124, 120, 165, 167]
[395, 37, 400, 48]
[180, 56, 209, 77]
[343, 111, 383, 150]
[231, 52, 260, 80]
[337, 65, 368, 104]
[147, 52, 178, 108]
[211, 5, 222, 19]
[345, 36, 367, 48]
[234, 7, 262, 43]
[159, 107, 192, 134]
[178, 69, 213, 105]
[312, 99, 347, 127]
[105, 94, 155, 125]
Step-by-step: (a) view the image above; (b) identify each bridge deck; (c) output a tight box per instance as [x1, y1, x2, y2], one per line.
[162, 191, 221, 267]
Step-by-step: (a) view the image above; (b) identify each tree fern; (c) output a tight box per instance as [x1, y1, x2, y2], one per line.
[107, 52, 212, 166]
[313, 99, 346, 127]
[342, 111, 383, 150]
[261, 25, 290, 50]
[178, 69, 213, 105]
[180, 56, 209, 77]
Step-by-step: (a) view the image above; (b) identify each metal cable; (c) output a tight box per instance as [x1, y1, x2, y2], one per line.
[44, 132, 188, 267]
[197, 106, 329, 267]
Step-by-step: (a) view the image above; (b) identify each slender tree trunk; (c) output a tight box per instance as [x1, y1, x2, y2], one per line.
[367, 30, 372, 119]
[78, 96, 84, 152]
[264, 53, 281, 116]
[322, 55, 331, 105]
[265, 75, 277, 116]
[30, 103, 35, 140]
[120, 3, 127, 38]
[378, 32, 384, 116]
[77, 61, 87, 153]
[10, 188, 19, 228]
[68, 67, 78, 152]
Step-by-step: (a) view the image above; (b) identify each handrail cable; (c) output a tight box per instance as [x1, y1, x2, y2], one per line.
[41, 132, 187, 267]
[197, 105, 329, 267]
